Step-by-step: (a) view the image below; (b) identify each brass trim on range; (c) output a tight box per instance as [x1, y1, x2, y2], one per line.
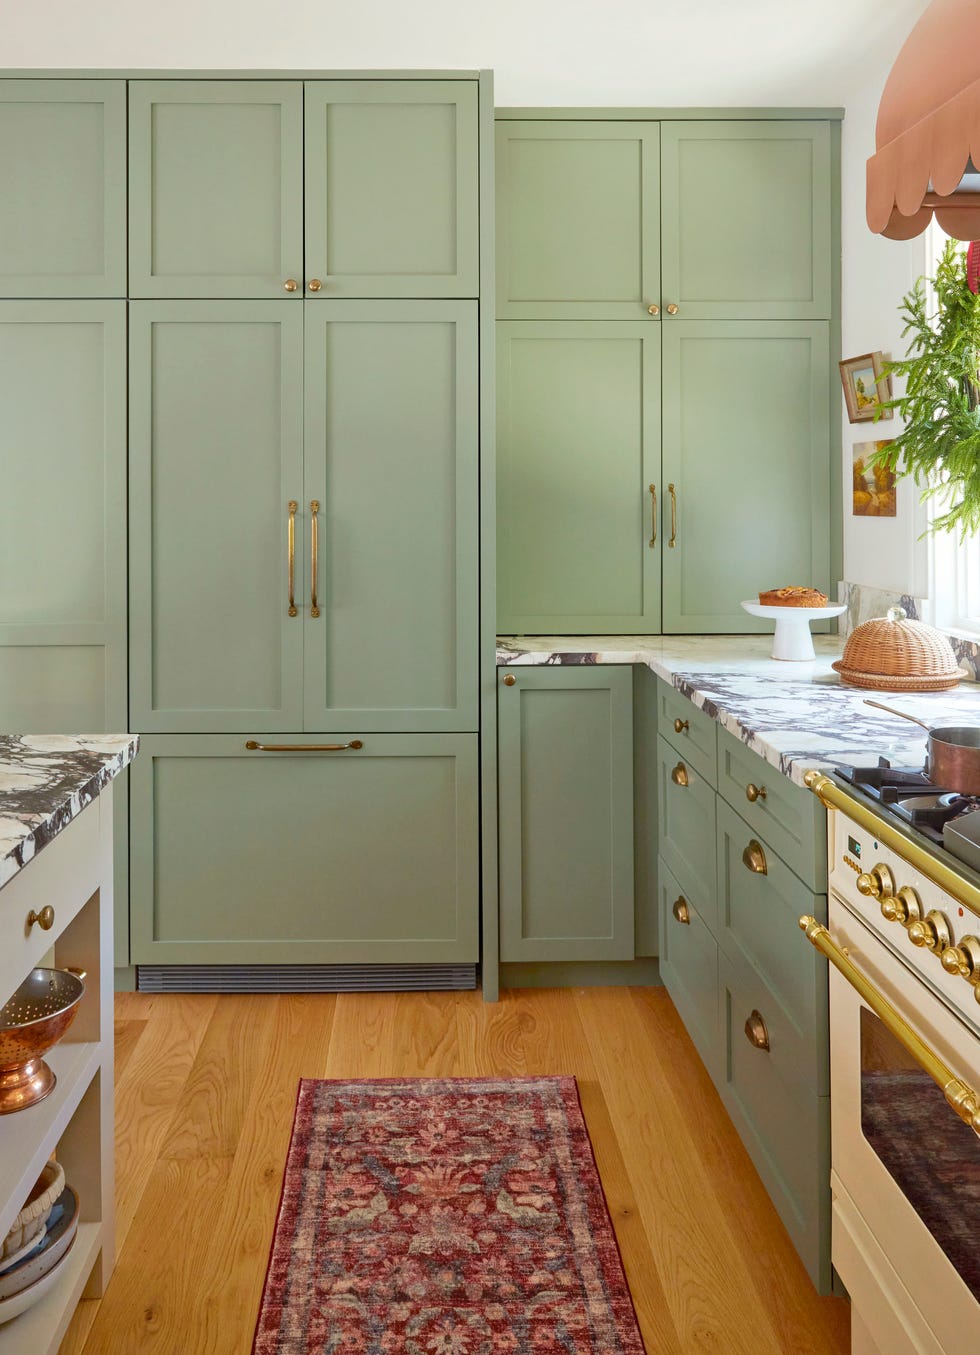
[245, 740, 364, 752]
[800, 915, 980, 1136]
[804, 771, 980, 921]
[310, 500, 321, 618]
[648, 483, 657, 547]
[287, 500, 298, 617]
[668, 483, 677, 548]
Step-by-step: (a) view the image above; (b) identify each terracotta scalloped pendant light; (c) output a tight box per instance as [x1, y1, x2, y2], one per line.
[868, 0, 980, 240]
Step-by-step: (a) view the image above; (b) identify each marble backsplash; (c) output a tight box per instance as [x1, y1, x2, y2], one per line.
[838, 581, 980, 680]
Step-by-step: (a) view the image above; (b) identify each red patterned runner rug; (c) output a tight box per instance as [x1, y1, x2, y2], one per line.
[253, 1076, 646, 1354]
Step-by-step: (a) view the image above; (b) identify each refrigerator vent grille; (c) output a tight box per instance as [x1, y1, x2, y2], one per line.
[137, 964, 477, 994]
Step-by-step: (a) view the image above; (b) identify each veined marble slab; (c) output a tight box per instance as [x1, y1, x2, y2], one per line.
[0, 735, 139, 890]
[496, 635, 980, 788]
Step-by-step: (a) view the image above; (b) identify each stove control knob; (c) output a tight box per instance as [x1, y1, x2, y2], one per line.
[856, 864, 894, 900]
[880, 886, 922, 926]
[941, 935, 980, 983]
[907, 910, 951, 953]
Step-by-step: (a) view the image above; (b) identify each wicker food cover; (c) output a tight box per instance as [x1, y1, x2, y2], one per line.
[832, 606, 962, 691]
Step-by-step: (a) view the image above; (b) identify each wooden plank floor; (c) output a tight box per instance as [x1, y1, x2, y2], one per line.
[60, 987, 850, 1354]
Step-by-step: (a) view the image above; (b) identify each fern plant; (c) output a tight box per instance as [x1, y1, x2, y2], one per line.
[872, 239, 980, 538]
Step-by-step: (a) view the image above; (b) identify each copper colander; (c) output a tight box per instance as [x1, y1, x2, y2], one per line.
[0, 968, 86, 1114]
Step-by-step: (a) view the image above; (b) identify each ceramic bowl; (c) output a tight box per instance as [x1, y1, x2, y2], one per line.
[0, 1160, 65, 1263]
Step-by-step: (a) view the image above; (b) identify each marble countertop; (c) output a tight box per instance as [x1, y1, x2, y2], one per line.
[496, 635, 980, 788]
[0, 735, 140, 890]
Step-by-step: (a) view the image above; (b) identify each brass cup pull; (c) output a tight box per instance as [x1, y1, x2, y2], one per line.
[742, 839, 768, 875]
[647, 303, 660, 316]
[672, 896, 690, 925]
[287, 500, 298, 617]
[744, 1010, 770, 1051]
[673, 717, 689, 734]
[648, 483, 657, 547]
[283, 278, 298, 292]
[26, 906, 55, 932]
[668, 483, 677, 548]
[745, 782, 767, 803]
[245, 740, 364, 752]
[671, 762, 689, 787]
[666, 303, 679, 316]
[310, 500, 320, 618]
[307, 278, 323, 292]
[503, 673, 516, 686]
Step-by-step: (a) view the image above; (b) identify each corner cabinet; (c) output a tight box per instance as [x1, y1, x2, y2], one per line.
[495, 113, 838, 634]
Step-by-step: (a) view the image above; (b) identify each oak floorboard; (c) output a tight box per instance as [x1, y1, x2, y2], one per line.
[113, 1017, 148, 1082]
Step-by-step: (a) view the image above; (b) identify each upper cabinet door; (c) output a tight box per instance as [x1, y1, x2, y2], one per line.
[496, 121, 661, 319]
[304, 81, 479, 298]
[0, 81, 125, 297]
[303, 301, 479, 731]
[128, 81, 304, 298]
[660, 122, 832, 320]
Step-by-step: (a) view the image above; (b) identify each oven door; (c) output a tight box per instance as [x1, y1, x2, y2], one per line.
[823, 895, 980, 1355]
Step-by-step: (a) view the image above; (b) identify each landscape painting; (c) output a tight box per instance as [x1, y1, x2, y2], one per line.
[852, 441, 897, 516]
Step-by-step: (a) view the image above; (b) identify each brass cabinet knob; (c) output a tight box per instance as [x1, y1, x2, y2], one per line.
[672, 896, 690, 925]
[941, 935, 980, 981]
[647, 303, 660, 315]
[673, 717, 689, 734]
[744, 1010, 770, 1051]
[881, 886, 921, 926]
[856, 864, 894, 900]
[307, 278, 323, 292]
[26, 906, 55, 932]
[503, 673, 516, 686]
[283, 278, 298, 292]
[666, 303, 679, 315]
[908, 910, 951, 952]
[742, 839, 768, 875]
[670, 762, 689, 787]
[745, 782, 767, 803]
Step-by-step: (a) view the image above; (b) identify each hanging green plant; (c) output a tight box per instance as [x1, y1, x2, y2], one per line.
[871, 239, 980, 538]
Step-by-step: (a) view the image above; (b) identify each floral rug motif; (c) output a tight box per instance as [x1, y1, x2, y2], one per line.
[252, 1076, 645, 1354]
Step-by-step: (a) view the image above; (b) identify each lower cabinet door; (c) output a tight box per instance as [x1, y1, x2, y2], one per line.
[657, 733, 717, 928]
[498, 666, 635, 962]
[129, 733, 478, 964]
[658, 857, 719, 1078]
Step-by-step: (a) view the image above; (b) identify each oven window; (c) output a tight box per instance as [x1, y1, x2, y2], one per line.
[861, 1007, 980, 1301]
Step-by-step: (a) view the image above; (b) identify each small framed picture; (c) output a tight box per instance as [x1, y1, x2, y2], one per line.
[852, 440, 897, 516]
[839, 351, 893, 423]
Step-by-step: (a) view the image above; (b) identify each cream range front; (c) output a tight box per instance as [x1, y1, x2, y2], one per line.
[806, 802, 980, 1355]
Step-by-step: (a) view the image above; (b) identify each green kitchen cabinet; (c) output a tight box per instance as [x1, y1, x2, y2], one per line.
[305, 81, 479, 298]
[659, 856, 719, 1080]
[129, 733, 479, 964]
[303, 302, 479, 731]
[497, 666, 635, 962]
[497, 322, 661, 634]
[656, 733, 717, 927]
[660, 121, 832, 320]
[128, 81, 305, 299]
[495, 121, 661, 319]
[0, 81, 126, 298]
[661, 320, 831, 633]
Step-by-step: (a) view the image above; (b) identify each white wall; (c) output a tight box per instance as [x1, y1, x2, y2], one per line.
[1, 0, 933, 594]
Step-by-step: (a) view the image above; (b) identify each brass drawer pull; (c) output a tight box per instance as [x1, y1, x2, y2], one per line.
[284, 278, 298, 293]
[673, 717, 689, 734]
[745, 782, 767, 803]
[245, 741, 363, 752]
[287, 500, 298, 617]
[666, 302, 679, 316]
[744, 1010, 770, 1051]
[310, 500, 321, 618]
[672, 896, 690, 925]
[26, 906, 55, 932]
[503, 673, 516, 686]
[671, 762, 689, 787]
[647, 302, 660, 316]
[742, 839, 768, 875]
[668, 483, 677, 548]
[307, 278, 322, 292]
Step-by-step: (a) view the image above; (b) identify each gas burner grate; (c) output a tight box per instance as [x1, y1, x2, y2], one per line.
[837, 758, 980, 855]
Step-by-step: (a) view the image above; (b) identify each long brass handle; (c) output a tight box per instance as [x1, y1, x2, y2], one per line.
[744, 1010, 770, 1051]
[648, 483, 657, 547]
[742, 839, 768, 875]
[671, 762, 689, 787]
[310, 500, 320, 618]
[800, 916, 980, 1135]
[672, 897, 690, 925]
[287, 501, 298, 617]
[668, 483, 677, 548]
[245, 740, 363, 752]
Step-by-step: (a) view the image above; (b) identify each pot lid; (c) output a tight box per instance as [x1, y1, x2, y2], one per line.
[837, 605, 961, 680]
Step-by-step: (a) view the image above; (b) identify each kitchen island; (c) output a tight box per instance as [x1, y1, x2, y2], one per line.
[0, 734, 137, 1352]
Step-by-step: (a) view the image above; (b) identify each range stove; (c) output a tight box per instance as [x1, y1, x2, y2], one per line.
[837, 757, 980, 872]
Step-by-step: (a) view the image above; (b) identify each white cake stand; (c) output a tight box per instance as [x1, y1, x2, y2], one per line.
[740, 601, 848, 661]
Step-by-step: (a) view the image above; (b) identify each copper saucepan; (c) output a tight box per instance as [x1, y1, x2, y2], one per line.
[865, 699, 980, 795]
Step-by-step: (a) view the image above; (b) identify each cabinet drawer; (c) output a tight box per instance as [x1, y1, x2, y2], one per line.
[717, 726, 826, 889]
[657, 681, 717, 783]
[657, 734, 716, 930]
[130, 733, 479, 965]
[658, 857, 719, 1079]
[716, 798, 828, 1094]
[718, 947, 831, 1293]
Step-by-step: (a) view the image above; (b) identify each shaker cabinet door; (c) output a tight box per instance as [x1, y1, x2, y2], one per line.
[128, 302, 305, 731]
[128, 81, 304, 298]
[497, 321, 661, 634]
[0, 80, 126, 297]
[660, 320, 831, 633]
[304, 81, 479, 298]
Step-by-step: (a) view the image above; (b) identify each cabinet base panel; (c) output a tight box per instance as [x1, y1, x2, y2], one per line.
[500, 959, 661, 989]
[137, 963, 477, 993]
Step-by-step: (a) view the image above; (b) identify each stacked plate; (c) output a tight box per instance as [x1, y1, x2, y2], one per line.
[0, 1185, 79, 1325]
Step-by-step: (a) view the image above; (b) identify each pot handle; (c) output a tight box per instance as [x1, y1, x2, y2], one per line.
[864, 699, 931, 732]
